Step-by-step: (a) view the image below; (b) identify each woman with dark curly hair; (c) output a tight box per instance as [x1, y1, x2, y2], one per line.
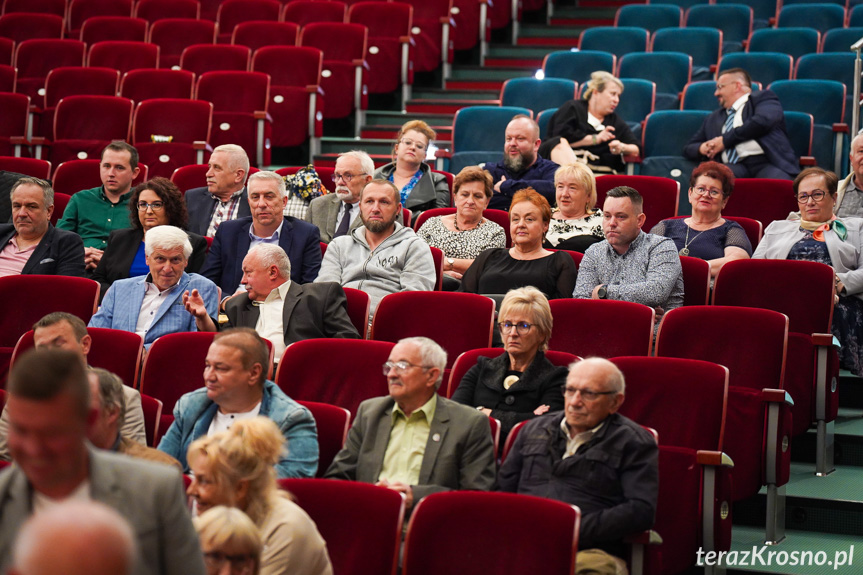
[92, 177, 208, 298]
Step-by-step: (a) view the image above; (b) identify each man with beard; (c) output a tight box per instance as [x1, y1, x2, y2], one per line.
[484, 115, 559, 211]
[306, 151, 372, 243]
[315, 179, 435, 315]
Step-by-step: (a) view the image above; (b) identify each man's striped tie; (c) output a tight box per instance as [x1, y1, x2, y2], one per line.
[723, 108, 738, 164]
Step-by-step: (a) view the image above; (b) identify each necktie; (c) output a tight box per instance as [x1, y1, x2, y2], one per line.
[334, 202, 352, 238]
[723, 108, 739, 164]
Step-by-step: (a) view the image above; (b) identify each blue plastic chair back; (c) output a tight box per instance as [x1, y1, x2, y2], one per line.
[543, 50, 616, 85]
[536, 108, 557, 140]
[850, 5, 863, 28]
[714, 0, 775, 27]
[747, 28, 820, 60]
[822, 28, 863, 53]
[618, 51, 692, 95]
[783, 110, 813, 158]
[615, 78, 655, 127]
[642, 110, 709, 157]
[777, 4, 845, 33]
[616, 4, 682, 32]
[686, 4, 753, 44]
[795, 53, 856, 88]
[769, 79, 845, 126]
[718, 52, 793, 88]
[580, 26, 649, 58]
[652, 27, 721, 71]
[500, 78, 577, 115]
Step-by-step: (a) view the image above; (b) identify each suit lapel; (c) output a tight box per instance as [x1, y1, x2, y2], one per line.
[237, 296, 261, 329]
[89, 448, 124, 511]
[326, 195, 340, 237]
[278, 217, 293, 257]
[122, 277, 149, 332]
[419, 399, 450, 484]
[368, 403, 396, 481]
[20, 226, 53, 274]
[281, 282, 303, 342]
[0, 468, 33, 560]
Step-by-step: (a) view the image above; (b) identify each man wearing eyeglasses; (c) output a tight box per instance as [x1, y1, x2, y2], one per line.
[499, 357, 658, 575]
[306, 151, 372, 243]
[684, 67, 798, 180]
[325, 337, 496, 510]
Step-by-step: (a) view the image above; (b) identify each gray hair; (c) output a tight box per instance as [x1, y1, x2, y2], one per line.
[144, 225, 192, 259]
[339, 150, 375, 177]
[212, 144, 250, 181]
[13, 500, 138, 575]
[247, 243, 291, 279]
[499, 287, 553, 351]
[570, 357, 625, 394]
[10, 176, 54, 208]
[90, 367, 127, 428]
[399, 336, 448, 389]
[247, 170, 286, 199]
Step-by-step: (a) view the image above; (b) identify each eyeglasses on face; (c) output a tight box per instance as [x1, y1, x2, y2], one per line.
[691, 186, 722, 199]
[332, 172, 367, 183]
[137, 201, 165, 211]
[796, 190, 828, 203]
[399, 138, 427, 152]
[498, 321, 533, 335]
[382, 360, 431, 375]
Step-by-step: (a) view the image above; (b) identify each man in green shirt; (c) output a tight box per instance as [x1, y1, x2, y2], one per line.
[56, 141, 140, 272]
[325, 337, 496, 510]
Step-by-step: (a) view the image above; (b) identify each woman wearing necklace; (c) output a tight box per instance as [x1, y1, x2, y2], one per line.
[754, 167, 863, 375]
[373, 119, 450, 225]
[651, 161, 752, 278]
[460, 187, 577, 299]
[417, 167, 506, 290]
[543, 163, 604, 253]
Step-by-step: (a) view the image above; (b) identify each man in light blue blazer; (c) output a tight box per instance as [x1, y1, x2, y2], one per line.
[89, 225, 218, 348]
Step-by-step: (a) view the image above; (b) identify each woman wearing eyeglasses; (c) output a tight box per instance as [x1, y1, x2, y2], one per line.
[92, 177, 208, 299]
[754, 167, 863, 376]
[373, 119, 450, 223]
[451, 287, 567, 443]
[187, 417, 333, 575]
[194, 506, 263, 575]
[650, 161, 752, 278]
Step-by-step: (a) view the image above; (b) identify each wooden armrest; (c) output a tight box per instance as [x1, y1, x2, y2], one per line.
[305, 85, 324, 96]
[439, 16, 456, 26]
[435, 149, 452, 159]
[800, 156, 817, 166]
[812, 333, 835, 346]
[9, 136, 33, 146]
[352, 59, 370, 71]
[623, 154, 641, 164]
[696, 450, 734, 467]
[192, 141, 210, 151]
[833, 123, 849, 133]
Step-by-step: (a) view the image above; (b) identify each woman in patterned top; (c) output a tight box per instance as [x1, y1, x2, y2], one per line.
[650, 161, 751, 278]
[373, 119, 450, 224]
[417, 167, 506, 290]
[543, 163, 604, 252]
[754, 167, 863, 375]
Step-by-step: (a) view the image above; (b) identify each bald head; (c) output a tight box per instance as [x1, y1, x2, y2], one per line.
[11, 500, 137, 575]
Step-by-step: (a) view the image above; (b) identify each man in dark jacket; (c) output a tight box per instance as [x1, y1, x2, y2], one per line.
[499, 357, 658, 574]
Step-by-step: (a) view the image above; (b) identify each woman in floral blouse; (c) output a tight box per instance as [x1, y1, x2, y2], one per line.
[543, 163, 604, 252]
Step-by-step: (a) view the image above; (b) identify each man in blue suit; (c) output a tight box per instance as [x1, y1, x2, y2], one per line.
[88, 225, 219, 348]
[684, 68, 798, 180]
[200, 171, 321, 308]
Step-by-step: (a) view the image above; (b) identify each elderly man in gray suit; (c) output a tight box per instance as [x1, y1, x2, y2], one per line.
[325, 337, 496, 510]
[306, 151, 373, 243]
[0, 349, 205, 575]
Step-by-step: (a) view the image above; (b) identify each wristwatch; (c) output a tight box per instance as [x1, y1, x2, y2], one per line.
[597, 284, 608, 299]
[447, 257, 455, 270]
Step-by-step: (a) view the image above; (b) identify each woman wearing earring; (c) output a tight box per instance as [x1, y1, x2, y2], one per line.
[543, 163, 604, 253]
[650, 161, 751, 278]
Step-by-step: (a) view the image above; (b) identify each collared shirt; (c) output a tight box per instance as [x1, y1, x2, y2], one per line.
[206, 189, 246, 238]
[0, 235, 36, 277]
[255, 280, 291, 363]
[248, 220, 284, 247]
[379, 394, 438, 486]
[725, 93, 765, 162]
[207, 401, 263, 435]
[135, 274, 183, 337]
[334, 200, 360, 232]
[837, 177, 863, 218]
[561, 417, 605, 459]
[573, 231, 684, 313]
[55, 186, 132, 249]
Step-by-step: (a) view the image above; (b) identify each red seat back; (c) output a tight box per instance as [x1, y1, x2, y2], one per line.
[548, 299, 655, 357]
[121, 69, 196, 102]
[680, 254, 710, 306]
[87, 40, 159, 74]
[595, 174, 680, 232]
[147, 19, 217, 69]
[296, 400, 350, 477]
[139, 332, 215, 412]
[231, 21, 299, 50]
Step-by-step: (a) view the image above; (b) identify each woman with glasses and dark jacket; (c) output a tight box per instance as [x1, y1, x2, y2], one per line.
[373, 119, 450, 224]
[92, 177, 208, 299]
[754, 167, 863, 376]
[650, 161, 751, 279]
[451, 286, 567, 444]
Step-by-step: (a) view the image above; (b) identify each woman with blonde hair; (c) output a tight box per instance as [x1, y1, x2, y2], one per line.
[543, 163, 604, 252]
[540, 71, 641, 173]
[187, 418, 333, 575]
[373, 119, 450, 221]
[194, 506, 263, 575]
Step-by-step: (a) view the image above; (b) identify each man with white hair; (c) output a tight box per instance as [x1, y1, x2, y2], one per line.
[326, 337, 496, 510]
[184, 243, 358, 363]
[185, 144, 252, 237]
[89, 225, 219, 347]
[10, 500, 138, 575]
[201, 171, 321, 308]
[836, 132, 863, 217]
[306, 150, 373, 243]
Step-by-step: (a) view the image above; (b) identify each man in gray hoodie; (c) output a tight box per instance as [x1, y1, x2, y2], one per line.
[315, 179, 435, 314]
